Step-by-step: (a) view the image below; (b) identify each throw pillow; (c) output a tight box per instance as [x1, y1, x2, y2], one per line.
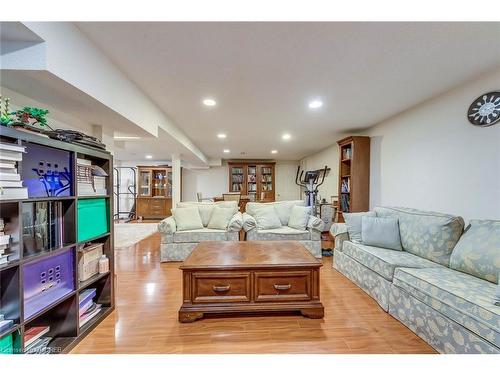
[207, 206, 238, 230]
[253, 206, 282, 230]
[361, 216, 402, 251]
[343, 211, 375, 242]
[288, 206, 311, 231]
[171, 207, 204, 231]
[450, 219, 500, 283]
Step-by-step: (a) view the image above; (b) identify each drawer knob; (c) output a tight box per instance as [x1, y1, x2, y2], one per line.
[274, 284, 291, 291]
[213, 284, 231, 292]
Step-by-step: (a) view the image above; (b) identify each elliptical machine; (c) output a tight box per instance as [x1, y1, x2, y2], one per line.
[295, 165, 328, 213]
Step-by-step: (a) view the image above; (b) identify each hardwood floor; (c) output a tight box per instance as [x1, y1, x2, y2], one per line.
[71, 232, 436, 354]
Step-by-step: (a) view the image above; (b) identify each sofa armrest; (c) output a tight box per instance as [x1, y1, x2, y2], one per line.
[242, 213, 257, 232]
[307, 215, 324, 232]
[158, 216, 176, 235]
[228, 211, 243, 232]
[330, 223, 349, 251]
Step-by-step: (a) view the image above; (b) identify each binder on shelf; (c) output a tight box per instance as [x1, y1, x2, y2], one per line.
[24, 326, 50, 347]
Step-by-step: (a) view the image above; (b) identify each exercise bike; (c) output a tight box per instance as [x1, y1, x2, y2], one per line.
[295, 165, 329, 213]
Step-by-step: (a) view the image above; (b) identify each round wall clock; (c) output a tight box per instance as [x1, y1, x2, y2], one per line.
[467, 91, 500, 127]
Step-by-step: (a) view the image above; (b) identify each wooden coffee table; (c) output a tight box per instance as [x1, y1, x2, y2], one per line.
[178, 241, 324, 322]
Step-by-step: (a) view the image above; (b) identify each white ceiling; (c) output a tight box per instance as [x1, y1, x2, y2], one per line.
[72, 22, 499, 160]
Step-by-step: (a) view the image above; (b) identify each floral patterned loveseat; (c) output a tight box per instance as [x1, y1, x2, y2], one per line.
[330, 207, 499, 354]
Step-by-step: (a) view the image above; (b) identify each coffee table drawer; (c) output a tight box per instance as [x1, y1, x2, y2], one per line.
[192, 272, 251, 303]
[254, 271, 311, 302]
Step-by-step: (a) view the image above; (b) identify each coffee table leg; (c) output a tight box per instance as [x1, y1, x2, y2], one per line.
[179, 310, 204, 323]
[300, 307, 324, 319]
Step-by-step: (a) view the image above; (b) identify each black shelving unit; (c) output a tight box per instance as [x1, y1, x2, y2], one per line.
[0, 127, 115, 354]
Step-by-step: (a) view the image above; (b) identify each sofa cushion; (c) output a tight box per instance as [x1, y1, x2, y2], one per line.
[177, 201, 238, 226]
[342, 241, 442, 281]
[246, 200, 305, 226]
[450, 219, 500, 284]
[171, 207, 203, 231]
[253, 206, 282, 230]
[251, 226, 311, 241]
[393, 267, 500, 348]
[374, 207, 465, 266]
[288, 206, 311, 231]
[173, 228, 228, 243]
[361, 216, 402, 251]
[207, 206, 238, 230]
[343, 211, 375, 242]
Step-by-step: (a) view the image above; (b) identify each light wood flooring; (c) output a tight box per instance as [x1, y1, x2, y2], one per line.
[71, 231, 436, 354]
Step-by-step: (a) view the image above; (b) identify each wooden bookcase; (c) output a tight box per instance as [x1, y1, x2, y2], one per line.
[228, 161, 275, 202]
[337, 136, 370, 222]
[0, 126, 114, 354]
[136, 166, 172, 219]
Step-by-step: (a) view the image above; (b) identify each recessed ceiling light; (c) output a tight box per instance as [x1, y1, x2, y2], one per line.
[282, 133, 291, 141]
[223, 149, 230, 153]
[271, 150, 278, 154]
[114, 136, 141, 140]
[203, 98, 217, 107]
[217, 133, 227, 139]
[308, 99, 323, 109]
[145, 155, 153, 159]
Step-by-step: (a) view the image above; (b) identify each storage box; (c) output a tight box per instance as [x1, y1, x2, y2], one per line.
[23, 248, 75, 320]
[78, 243, 103, 281]
[0, 333, 13, 354]
[77, 198, 109, 242]
[22, 142, 73, 198]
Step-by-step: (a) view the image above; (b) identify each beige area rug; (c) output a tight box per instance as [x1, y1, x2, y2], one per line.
[114, 223, 158, 248]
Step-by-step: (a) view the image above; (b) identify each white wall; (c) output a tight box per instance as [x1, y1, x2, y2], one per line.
[275, 161, 301, 201]
[182, 161, 301, 202]
[182, 165, 228, 202]
[299, 144, 340, 202]
[368, 67, 500, 220]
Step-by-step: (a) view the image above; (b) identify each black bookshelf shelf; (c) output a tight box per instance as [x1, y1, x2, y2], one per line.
[78, 306, 112, 335]
[0, 259, 21, 271]
[78, 271, 110, 291]
[0, 324, 21, 340]
[77, 195, 111, 199]
[78, 232, 111, 245]
[23, 291, 77, 325]
[0, 127, 115, 354]
[22, 243, 77, 263]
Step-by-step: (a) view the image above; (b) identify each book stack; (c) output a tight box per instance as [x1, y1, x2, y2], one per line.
[0, 218, 11, 265]
[24, 326, 52, 354]
[79, 288, 102, 327]
[0, 142, 28, 200]
[0, 314, 14, 335]
[77, 158, 108, 196]
[341, 178, 350, 193]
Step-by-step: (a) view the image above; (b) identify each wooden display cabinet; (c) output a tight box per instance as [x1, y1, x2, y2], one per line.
[337, 136, 370, 222]
[228, 161, 275, 202]
[136, 166, 173, 219]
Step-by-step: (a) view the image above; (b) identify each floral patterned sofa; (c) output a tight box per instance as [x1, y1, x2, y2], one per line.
[330, 207, 500, 354]
[242, 200, 324, 258]
[158, 201, 242, 261]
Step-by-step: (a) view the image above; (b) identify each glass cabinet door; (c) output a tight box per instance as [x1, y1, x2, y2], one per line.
[139, 170, 152, 196]
[166, 170, 172, 198]
[152, 169, 169, 197]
